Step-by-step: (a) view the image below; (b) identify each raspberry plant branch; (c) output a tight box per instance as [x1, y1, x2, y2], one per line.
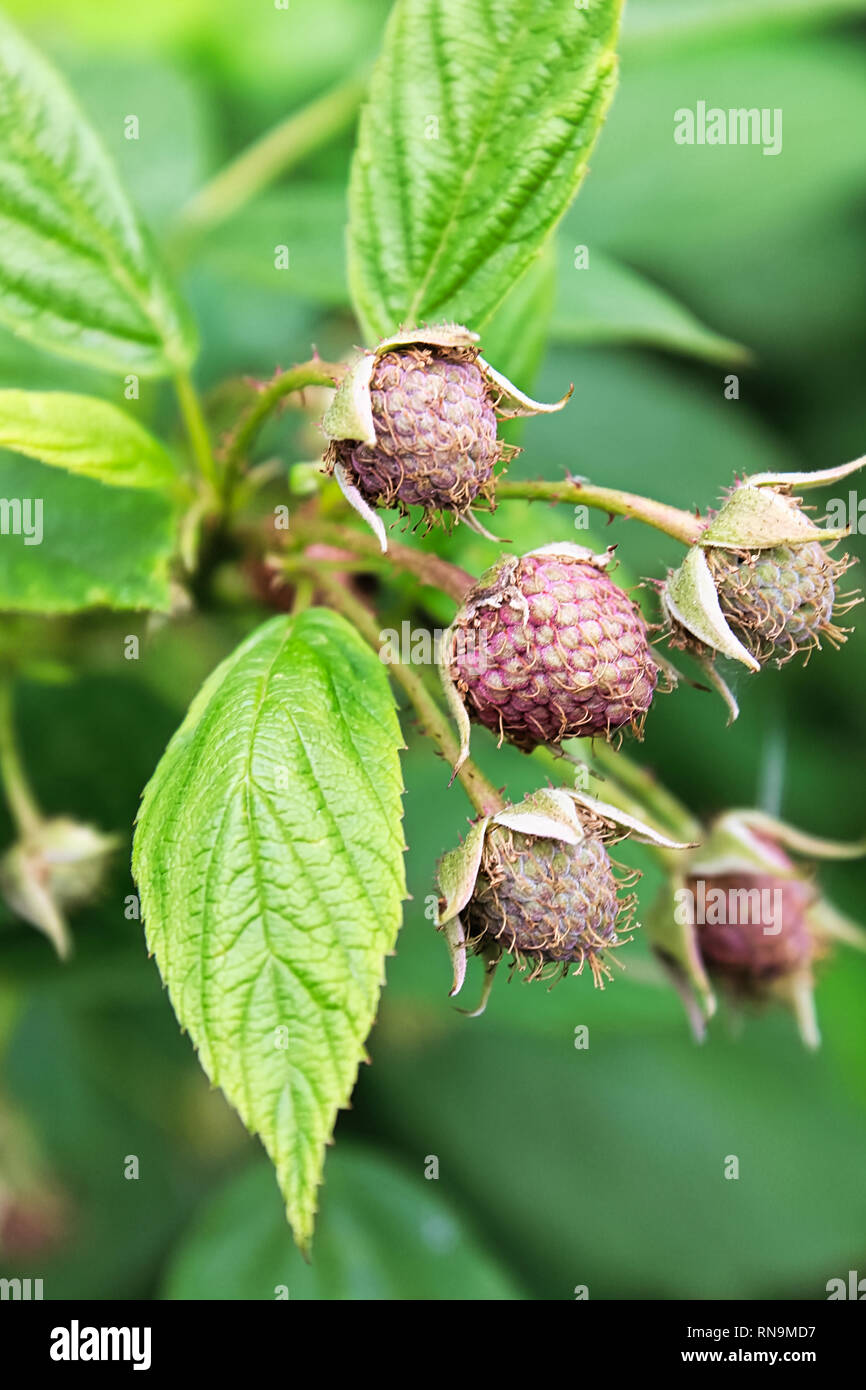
[221, 359, 346, 509]
[0, 681, 42, 838]
[495, 477, 705, 546]
[310, 570, 504, 817]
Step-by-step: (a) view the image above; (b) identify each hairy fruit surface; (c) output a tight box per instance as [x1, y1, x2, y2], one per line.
[463, 824, 625, 984]
[328, 346, 502, 516]
[449, 547, 658, 751]
[705, 542, 849, 666]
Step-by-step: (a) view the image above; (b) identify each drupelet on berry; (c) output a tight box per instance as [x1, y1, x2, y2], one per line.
[444, 544, 659, 754]
[463, 822, 623, 985]
[321, 325, 570, 545]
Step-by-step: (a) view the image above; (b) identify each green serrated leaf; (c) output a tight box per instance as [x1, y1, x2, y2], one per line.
[0, 10, 197, 376]
[348, 0, 623, 340]
[132, 609, 406, 1253]
[0, 390, 179, 491]
[0, 453, 176, 612]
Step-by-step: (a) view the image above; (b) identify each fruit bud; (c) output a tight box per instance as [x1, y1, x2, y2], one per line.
[440, 544, 660, 770]
[436, 786, 693, 1015]
[322, 324, 571, 549]
[648, 808, 866, 1048]
[0, 816, 118, 959]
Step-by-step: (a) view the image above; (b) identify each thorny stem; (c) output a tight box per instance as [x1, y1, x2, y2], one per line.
[496, 477, 705, 546]
[174, 372, 218, 494]
[310, 571, 504, 817]
[221, 360, 345, 509]
[287, 520, 474, 602]
[173, 70, 368, 246]
[0, 682, 42, 838]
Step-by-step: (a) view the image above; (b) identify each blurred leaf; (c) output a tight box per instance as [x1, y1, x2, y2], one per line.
[567, 38, 866, 283]
[162, 1145, 523, 1299]
[0, 11, 197, 375]
[1, 997, 203, 1298]
[0, 455, 176, 613]
[348, 0, 623, 339]
[0, 391, 178, 490]
[361, 1022, 866, 1298]
[624, 0, 866, 52]
[0, 1, 391, 117]
[64, 55, 211, 231]
[552, 244, 750, 365]
[133, 609, 407, 1252]
[199, 187, 349, 309]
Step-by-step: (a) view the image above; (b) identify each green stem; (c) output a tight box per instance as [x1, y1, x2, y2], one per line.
[222, 360, 345, 508]
[174, 71, 368, 245]
[0, 683, 42, 837]
[496, 477, 705, 546]
[174, 372, 218, 493]
[311, 572, 504, 817]
[590, 741, 703, 843]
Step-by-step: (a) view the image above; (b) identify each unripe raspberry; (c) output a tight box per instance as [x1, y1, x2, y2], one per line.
[447, 545, 658, 752]
[660, 470, 862, 716]
[463, 823, 625, 984]
[651, 808, 866, 1048]
[322, 326, 570, 545]
[704, 542, 845, 666]
[0, 816, 117, 959]
[329, 347, 501, 515]
[435, 786, 689, 1013]
[687, 872, 816, 990]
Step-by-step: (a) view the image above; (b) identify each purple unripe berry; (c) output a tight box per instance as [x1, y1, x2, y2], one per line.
[449, 548, 659, 751]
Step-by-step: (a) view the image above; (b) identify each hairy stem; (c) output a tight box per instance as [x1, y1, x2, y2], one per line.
[221, 360, 344, 508]
[311, 572, 504, 817]
[174, 70, 368, 245]
[496, 477, 705, 546]
[0, 682, 42, 837]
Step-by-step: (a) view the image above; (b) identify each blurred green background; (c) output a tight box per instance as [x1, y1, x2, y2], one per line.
[1, 0, 866, 1299]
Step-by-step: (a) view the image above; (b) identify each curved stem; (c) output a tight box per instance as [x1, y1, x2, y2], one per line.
[310, 572, 504, 817]
[221, 360, 345, 508]
[0, 682, 42, 837]
[496, 477, 705, 546]
[174, 372, 218, 493]
[173, 70, 368, 246]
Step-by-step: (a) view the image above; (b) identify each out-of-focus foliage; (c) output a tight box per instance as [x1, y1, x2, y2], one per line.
[1, 0, 865, 1299]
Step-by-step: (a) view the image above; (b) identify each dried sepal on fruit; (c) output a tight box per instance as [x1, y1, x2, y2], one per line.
[660, 457, 865, 718]
[440, 543, 661, 771]
[436, 786, 694, 1016]
[648, 808, 866, 1048]
[321, 324, 571, 548]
